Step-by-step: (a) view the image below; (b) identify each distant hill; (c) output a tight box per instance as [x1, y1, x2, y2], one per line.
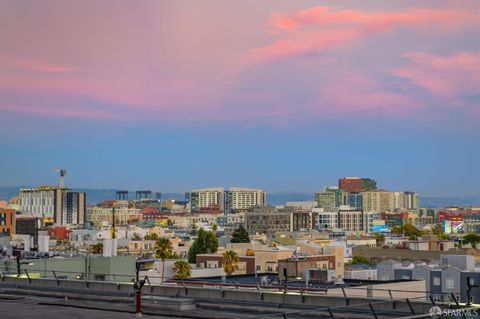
[1, 186, 480, 208]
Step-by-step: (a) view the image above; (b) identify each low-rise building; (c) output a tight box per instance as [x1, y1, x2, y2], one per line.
[0, 208, 15, 236]
[196, 254, 255, 275]
[278, 254, 338, 280]
[87, 204, 142, 228]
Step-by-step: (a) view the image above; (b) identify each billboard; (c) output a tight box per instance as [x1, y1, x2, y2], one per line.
[442, 220, 452, 234]
[443, 220, 464, 234]
[372, 225, 390, 233]
[451, 221, 464, 234]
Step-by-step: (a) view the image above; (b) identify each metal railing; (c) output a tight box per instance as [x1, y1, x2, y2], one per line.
[0, 263, 470, 319]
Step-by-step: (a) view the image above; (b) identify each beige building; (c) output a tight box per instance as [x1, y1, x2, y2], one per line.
[227, 187, 266, 212]
[338, 208, 363, 233]
[87, 204, 142, 228]
[362, 191, 394, 213]
[315, 192, 336, 210]
[246, 207, 315, 236]
[168, 213, 220, 228]
[253, 247, 294, 273]
[191, 187, 225, 212]
[278, 254, 340, 280]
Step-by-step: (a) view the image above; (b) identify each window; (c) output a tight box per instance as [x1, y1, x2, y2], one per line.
[433, 277, 441, 286]
[256, 265, 261, 271]
[446, 278, 455, 289]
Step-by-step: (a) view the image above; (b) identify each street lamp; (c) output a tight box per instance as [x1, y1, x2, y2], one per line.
[134, 259, 154, 318]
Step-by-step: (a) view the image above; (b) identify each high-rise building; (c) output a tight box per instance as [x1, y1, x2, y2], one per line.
[393, 192, 405, 211]
[191, 187, 266, 213]
[60, 192, 86, 225]
[347, 193, 363, 209]
[190, 187, 225, 212]
[315, 192, 336, 210]
[403, 191, 420, 210]
[19, 187, 62, 222]
[362, 191, 394, 213]
[338, 177, 377, 193]
[245, 206, 314, 236]
[19, 187, 86, 226]
[225, 187, 266, 212]
[315, 187, 343, 210]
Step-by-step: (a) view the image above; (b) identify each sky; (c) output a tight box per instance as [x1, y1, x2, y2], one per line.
[1, 0, 480, 196]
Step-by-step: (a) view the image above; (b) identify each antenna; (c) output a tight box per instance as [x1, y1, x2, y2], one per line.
[53, 168, 67, 188]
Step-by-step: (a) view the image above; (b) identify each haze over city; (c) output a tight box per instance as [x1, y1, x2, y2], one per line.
[1, 0, 480, 197]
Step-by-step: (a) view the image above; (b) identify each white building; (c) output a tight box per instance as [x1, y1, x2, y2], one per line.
[345, 267, 377, 280]
[285, 201, 317, 210]
[226, 187, 266, 212]
[314, 208, 338, 230]
[19, 187, 61, 220]
[191, 187, 225, 212]
[19, 187, 85, 226]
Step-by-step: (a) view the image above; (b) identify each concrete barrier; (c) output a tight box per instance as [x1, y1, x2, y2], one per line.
[0, 276, 434, 315]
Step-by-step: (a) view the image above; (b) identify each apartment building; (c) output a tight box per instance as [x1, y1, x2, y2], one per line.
[226, 187, 266, 212]
[362, 191, 394, 213]
[19, 187, 86, 226]
[87, 204, 143, 228]
[246, 206, 315, 236]
[191, 187, 225, 212]
[0, 208, 15, 236]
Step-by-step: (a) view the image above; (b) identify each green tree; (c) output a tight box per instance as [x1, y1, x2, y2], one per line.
[230, 225, 250, 243]
[350, 255, 370, 265]
[463, 233, 480, 249]
[91, 242, 103, 254]
[144, 233, 159, 241]
[437, 233, 452, 240]
[155, 237, 176, 282]
[392, 224, 421, 238]
[222, 250, 240, 275]
[187, 228, 219, 263]
[375, 234, 385, 247]
[173, 260, 192, 280]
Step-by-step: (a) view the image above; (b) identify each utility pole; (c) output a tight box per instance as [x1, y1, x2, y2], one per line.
[111, 203, 116, 240]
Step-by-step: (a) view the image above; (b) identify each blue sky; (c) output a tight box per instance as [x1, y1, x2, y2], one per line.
[0, 0, 479, 196]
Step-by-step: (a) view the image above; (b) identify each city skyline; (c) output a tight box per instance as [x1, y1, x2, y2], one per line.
[1, 1, 480, 197]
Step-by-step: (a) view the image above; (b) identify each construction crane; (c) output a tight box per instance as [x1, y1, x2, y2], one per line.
[53, 168, 67, 188]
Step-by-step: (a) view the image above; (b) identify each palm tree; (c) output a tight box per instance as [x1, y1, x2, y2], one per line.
[173, 260, 192, 280]
[222, 250, 240, 276]
[155, 237, 175, 282]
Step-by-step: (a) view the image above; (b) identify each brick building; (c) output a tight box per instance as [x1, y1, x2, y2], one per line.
[0, 208, 16, 236]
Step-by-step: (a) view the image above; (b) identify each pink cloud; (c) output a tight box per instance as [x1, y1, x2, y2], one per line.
[392, 52, 480, 97]
[306, 71, 423, 118]
[270, 7, 473, 31]
[246, 7, 477, 65]
[0, 57, 78, 73]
